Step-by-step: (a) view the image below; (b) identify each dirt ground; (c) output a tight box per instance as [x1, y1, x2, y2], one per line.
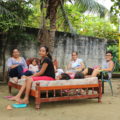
[0, 79, 120, 120]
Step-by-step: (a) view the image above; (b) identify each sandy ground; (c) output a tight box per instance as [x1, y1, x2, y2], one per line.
[0, 79, 120, 120]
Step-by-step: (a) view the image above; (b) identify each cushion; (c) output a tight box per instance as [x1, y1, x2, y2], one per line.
[9, 77, 98, 90]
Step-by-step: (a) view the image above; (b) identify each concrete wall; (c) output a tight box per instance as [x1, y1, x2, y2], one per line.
[0, 30, 107, 72]
[53, 32, 107, 68]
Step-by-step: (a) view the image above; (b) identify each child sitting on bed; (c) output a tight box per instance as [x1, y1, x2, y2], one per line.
[28, 59, 39, 73]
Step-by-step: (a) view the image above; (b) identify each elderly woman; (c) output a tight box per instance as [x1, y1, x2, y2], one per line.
[7, 49, 29, 80]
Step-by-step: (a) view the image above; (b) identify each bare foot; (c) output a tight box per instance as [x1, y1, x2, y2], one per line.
[19, 98, 29, 104]
[12, 77, 18, 83]
[9, 96, 21, 102]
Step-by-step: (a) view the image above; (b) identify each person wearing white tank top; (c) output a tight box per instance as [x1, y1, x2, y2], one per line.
[66, 51, 85, 73]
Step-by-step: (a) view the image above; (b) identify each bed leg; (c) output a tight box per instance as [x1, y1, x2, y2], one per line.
[98, 80, 102, 103]
[102, 81, 104, 94]
[9, 86, 12, 95]
[35, 83, 41, 110]
[35, 103, 41, 109]
[98, 96, 102, 103]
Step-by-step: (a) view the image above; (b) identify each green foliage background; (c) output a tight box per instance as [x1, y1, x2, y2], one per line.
[0, 0, 120, 72]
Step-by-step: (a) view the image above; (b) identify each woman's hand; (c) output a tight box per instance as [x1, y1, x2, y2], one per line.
[75, 67, 82, 71]
[32, 63, 48, 77]
[10, 64, 19, 69]
[67, 64, 72, 70]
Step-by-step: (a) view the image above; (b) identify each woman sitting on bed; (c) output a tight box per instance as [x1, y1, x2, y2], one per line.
[7, 49, 33, 83]
[66, 51, 85, 79]
[66, 51, 85, 73]
[10, 46, 55, 104]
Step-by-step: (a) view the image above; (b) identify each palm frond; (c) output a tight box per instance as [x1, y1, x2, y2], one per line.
[60, 1, 76, 33]
[0, 4, 15, 19]
[0, 1, 24, 25]
[75, 0, 108, 17]
[68, 0, 73, 4]
[40, 0, 48, 10]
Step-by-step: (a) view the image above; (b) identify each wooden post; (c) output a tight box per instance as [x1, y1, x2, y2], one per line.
[35, 83, 41, 109]
[8, 82, 12, 94]
[102, 81, 104, 94]
[9, 86, 12, 95]
[118, 35, 120, 63]
[98, 80, 102, 103]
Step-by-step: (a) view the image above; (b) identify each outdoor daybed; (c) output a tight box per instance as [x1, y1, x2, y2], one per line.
[8, 77, 102, 109]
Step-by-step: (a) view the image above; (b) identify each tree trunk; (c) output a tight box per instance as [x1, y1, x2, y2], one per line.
[48, 0, 61, 53]
[38, 0, 64, 53]
[38, 1, 50, 49]
[38, 0, 62, 53]
[38, 27, 50, 47]
[2, 32, 8, 83]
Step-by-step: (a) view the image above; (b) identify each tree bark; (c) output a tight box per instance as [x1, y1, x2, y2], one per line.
[38, 0, 64, 53]
[38, 0, 62, 53]
[47, 0, 61, 53]
[38, 1, 50, 48]
[2, 34, 8, 82]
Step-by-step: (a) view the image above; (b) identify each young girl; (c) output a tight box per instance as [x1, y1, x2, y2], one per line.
[28, 59, 39, 73]
[10, 46, 55, 104]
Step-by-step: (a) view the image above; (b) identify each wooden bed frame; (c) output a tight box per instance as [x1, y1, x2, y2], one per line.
[8, 80, 102, 109]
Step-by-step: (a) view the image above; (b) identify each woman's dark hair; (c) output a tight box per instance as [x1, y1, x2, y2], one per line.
[72, 51, 78, 55]
[74, 72, 84, 79]
[60, 73, 71, 80]
[40, 46, 52, 60]
[11, 48, 20, 56]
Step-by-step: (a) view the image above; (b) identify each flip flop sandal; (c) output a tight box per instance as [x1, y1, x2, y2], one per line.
[12, 104, 27, 108]
[4, 96, 13, 99]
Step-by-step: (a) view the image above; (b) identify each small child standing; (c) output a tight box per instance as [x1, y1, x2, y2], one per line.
[29, 59, 39, 73]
